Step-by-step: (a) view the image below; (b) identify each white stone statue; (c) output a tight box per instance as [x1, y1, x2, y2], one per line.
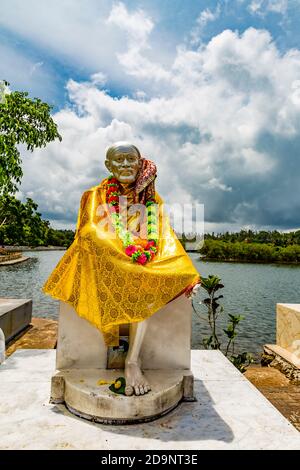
[0, 328, 5, 364]
[45, 141, 200, 422]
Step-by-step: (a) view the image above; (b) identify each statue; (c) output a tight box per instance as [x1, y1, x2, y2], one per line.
[44, 141, 200, 420]
[0, 328, 5, 364]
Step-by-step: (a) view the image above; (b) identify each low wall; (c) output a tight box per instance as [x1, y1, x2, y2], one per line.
[277, 304, 300, 355]
[264, 303, 300, 383]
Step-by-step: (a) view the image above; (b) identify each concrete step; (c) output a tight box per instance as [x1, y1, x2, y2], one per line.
[0, 298, 32, 343]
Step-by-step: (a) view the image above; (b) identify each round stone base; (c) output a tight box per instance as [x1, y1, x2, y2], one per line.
[51, 368, 193, 424]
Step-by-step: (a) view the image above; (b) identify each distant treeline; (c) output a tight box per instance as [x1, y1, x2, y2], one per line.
[45, 228, 75, 247]
[200, 230, 300, 263]
[206, 229, 300, 247]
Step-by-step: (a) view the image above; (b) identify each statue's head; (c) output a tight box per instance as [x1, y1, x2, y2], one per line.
[105, 141, 142, 184]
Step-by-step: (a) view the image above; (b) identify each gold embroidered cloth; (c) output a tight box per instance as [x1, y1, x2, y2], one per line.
[43, 179, 200, 345]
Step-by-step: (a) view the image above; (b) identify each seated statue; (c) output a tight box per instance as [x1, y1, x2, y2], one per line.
[43, 141, 200, 397]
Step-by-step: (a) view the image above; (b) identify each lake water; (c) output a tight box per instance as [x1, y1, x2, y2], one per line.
[1, 250, 300, 359]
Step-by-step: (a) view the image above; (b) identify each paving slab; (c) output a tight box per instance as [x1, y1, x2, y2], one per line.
[0, 349, 299, 450]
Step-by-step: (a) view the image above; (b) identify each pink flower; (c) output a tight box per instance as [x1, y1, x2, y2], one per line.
[109, 205, 119, 213]
[125, 245, 138, 256]
[136, 253, 148, 265]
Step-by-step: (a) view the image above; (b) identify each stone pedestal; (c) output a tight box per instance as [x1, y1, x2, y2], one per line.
[51, 294, 195, 423]
[264, 303, 300, 383]
[51, 369, 194, 424]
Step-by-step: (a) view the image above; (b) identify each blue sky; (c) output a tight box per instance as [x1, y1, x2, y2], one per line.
[1, 0, 300, 231]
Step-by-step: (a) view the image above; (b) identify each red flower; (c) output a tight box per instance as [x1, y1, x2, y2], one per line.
[108, 195, 119, 204]
[108, 177, 119, 184]
[146, 240, 156, 249]
[125, 245, 138, 256]
[136, 253, 148, 265]
[107, 186, 119, 195]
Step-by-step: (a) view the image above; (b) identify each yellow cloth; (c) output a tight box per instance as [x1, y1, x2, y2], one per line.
[43, 179, 200, 345]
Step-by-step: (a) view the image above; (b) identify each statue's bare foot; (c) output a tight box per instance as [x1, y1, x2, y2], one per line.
[125, 360, 151, 396]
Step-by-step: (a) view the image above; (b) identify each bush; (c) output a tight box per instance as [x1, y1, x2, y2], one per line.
[199, 239, 300, 263]
[191, 274, 254, 372]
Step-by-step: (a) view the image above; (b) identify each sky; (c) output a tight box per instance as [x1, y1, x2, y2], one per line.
[1, 0, 300, 232]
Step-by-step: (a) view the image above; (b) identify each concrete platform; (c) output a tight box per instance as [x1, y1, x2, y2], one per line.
[0, 298, 32, 343]
[0, 349, 299, 450]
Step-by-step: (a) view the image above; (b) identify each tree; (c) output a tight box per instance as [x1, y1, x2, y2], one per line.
[0, 80, 62, 194]
[0, 194, 75, 247]
[46, 228, 75, 247]
[0, 195, 50, 246]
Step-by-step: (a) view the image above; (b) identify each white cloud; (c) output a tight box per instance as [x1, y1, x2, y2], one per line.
[90, 72, 107, 86]
[0, 0, 115, 72]
[106, 1, 154, 46]
[19, 24, 300, 230]
[249, 0, 263, 14]
[132, 90, 147, 100]
[267, 0, 288, 13]
[248, 0, 288, 16]
[29, 61, 44, 76]
[207, 178, 233, 192]
[190, 4, 221, 45]
[106, 2, 171, 83]
[0, 0, 174, 96]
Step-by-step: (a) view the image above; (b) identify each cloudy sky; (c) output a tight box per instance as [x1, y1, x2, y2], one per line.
[1, 0, 300, 232]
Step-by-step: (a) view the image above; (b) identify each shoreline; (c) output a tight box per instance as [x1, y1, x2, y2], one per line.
[200, 257, 300, 266]
[2, 246, 67, 251]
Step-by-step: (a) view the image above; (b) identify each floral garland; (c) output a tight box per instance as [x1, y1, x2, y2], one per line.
[106, 175, 158, 265]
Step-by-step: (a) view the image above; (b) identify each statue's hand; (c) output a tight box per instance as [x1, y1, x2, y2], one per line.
[185, 280, 201, 298]
[191, 283, 201, 297]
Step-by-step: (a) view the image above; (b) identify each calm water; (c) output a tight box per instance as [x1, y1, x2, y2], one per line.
[1, 251, 300, 358]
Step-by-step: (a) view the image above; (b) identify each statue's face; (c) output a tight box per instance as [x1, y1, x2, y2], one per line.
[105, 148, 141, 184]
